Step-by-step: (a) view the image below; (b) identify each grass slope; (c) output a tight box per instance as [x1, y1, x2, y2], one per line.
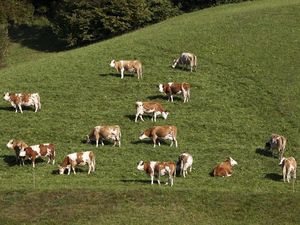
[0, 0, 300, 224]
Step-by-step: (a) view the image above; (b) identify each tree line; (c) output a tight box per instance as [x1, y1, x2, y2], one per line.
[0, 0, 248, 66]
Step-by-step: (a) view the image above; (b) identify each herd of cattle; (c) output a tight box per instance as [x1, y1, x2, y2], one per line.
[2, 52, 297, 186]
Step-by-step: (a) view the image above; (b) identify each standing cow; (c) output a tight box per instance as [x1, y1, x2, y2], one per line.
[265, 134, 287, 159]
[135, 101, 169, 122]
[139, 125, 178, 148]
[279, 157, 297, 183]
[177, 152, 193, 178]
[172, 52, 197, 72]
[3, 92, 41, 113]
[6, 139, 29, 165]
[110, 60, 142, 79]
[59, 151, 96, 175]
[86, 125, 121, 147]
[158, 82, 190, 103]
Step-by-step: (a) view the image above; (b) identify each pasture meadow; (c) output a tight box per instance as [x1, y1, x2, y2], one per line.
[0, 0, 300, 224]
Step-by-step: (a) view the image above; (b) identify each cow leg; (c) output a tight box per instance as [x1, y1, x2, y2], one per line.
[88, 163, 91, 174]
[32, 158, 36, 168]
[153, 112, 157, 122]
[170, 95, 174, 102]
[72, 166, 76, 175]
[120, 68, 125, 79]
[151, 175, 154, 185]
[135, 113, 139, 122]
[67, 167, 71, 175]
[139, 115, 144, 122]
[17, 104, 23, 113]
[101, 140, 104, 146]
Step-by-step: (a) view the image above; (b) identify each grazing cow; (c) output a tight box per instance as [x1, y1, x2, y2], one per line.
[279, 157, 297, 183]
[135, 101, 169, 122]
[137, 160, 176, 186]
[213, 157, 238, 177]
[19, 143, 56, 168]
[158, 82, 190, 103]
[6, 139, 29, 164]
[86, 125, 121, 147]
[177, 152, 193, 178]
[3, 92, 41, 113]
[139, 125, 178, 148]
[172, 52, 197, 72]
[110, 59, 142, 79]
[59, 151, 96, 175]
[265, 134, 287, 159]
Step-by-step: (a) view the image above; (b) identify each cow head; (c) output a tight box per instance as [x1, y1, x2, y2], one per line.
[137, 161, 145, 171]
[229, 157, 238, 166]
[58, 165, 66, 175]
[171, 59, 178, 68]
[109, 60, 116, 68]
[139, 131, 148, 140]
[3, 92, 10, 101]
[162, 111, 169, 120]
[6, 139, 14, 149]
[158, 84, 164, 93]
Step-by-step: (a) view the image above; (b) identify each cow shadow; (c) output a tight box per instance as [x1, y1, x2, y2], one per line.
[98, 73, 135, 78]
[1, 155, 18, 167]
[265, 173, 282, 182]
[52, 167, 85, 175]
[147, 95, 182, 102]
[124, 114, 136, 122]
[131, 140, 153, 145]
[120, 179, 153, 184]
[255, 147, 273, 157]
[0, 106, 15, 112]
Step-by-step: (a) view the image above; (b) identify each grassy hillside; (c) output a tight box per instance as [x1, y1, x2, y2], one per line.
[1, 0, 300, 224]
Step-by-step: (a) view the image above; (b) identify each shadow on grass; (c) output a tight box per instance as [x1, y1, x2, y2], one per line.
[8, 24, 66, 52]
[120, 179, 151, 184]
[52, 167, 85, 175]
[0, 105, 36, 113]
[124, 114, 136, 122]
[99, 72, 120, 78]
[0, 106, 15, 112]
[256, 148, 273, 157]
[147, 95, 166, 101]
[1, 155, 45, 167]
[265, 173, 282, 182]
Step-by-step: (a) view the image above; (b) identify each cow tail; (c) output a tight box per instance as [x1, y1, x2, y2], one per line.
[139, 64, 142, 79]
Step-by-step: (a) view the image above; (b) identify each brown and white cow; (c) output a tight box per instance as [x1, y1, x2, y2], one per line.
[158, 82, 190, 103]
[110, 59, 142, 79]
[19, 143, 56, 168]
[137, 160, 176, 186]
[177, 152, 193, 178]
[172, 52, 197, 72]
[135, 101, 169, 122]
[86, 125, 121, 147]
[279, 157, 297, 183]
[3, 92, 41, 113]
[213, 157, 238, 177]
[265, 134, 287, 159]
[6, 139, 29, 164]
[139, 125, 178, 148]
[59, 151, 96, 175]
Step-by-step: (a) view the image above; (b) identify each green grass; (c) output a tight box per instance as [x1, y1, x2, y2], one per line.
[1, 0, 300, 224]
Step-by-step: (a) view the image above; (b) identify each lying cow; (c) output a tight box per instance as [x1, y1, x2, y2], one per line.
[19, 143, 56, 168]
[86, 125, 121, 147]
[265, 134, 287, 159]
[135, 101, 169, 122]
[139, 125, 178, 148]
[59, 151, 96, 175]
[6, 139, 29, 164]
[279, 157, 297, 183]
[213, 157, 238, 177]
[3, 92, 41, 113]
[158, 82, 190, 103]
[172, 52, 197, 72]
[177, 152, 193, 178]
[137, 160, 176, 186]
[110, 59, 142, 79]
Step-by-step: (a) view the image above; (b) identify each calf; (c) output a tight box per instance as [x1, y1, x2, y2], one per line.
[19, 143, 56, 168]
[213, 157, 238, 177]
[265, 134, 287, 159]
[137, 160, 176, 186]
[158, 82, 190, 103]
[135, 101, 169, 122]
[3, 92, 41, 113]
[86, 125, 121, 147]
[6, 139, 29, 164]
[110, 59, 142, 79]
[59, 151, 96, 175]
[139, 125, 178, 148]
[172, 52, 197, 72]
[279, 157, 297, 183]
[177, 152, 193, 178]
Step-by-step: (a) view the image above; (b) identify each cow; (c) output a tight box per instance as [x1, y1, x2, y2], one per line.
[19, 143, 56, 168]
[265, 134, 287, 160]
[279, 157, 297, 183]
[158, 82, 190, 103]
[109, 60, 142, 79]
[139, 125, 178, 148]
[177, 152, 193, 178]
[137, 160, 176, 186]
[3, 92, 41, 113]
[86, 125, 121, 147]
[6, 139, 29, 165]
[59, 151, 96, 175]
[135, 101, 169, 122]
[213, 157, 238, 177]
[172, 52, 197, 72]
